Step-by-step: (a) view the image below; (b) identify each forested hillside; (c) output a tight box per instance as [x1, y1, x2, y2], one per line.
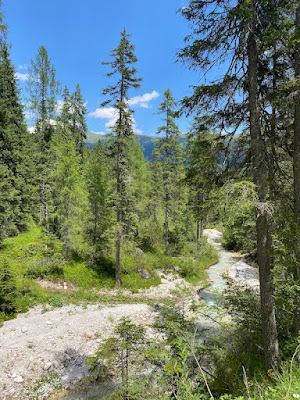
[1, 0, 300, 399]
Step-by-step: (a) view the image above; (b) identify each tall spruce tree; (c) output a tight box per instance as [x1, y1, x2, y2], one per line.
[186, 121, 219, 247]
[0, 6, 36, 240]
[70, 84, 88, 157]
[153, 89, 184, 256]
[27, 46, 60, 230]
[178, 0, 281, 371]
[86, 141, 112, 263]
[101, 29, 142, 288]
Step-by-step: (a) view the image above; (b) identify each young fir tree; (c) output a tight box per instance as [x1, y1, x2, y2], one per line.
[186, 121, 219, 247]
[70, 84, 88, 157]
[53, 130, 86, 259]
[0, 9, 36, 239]
[58, 84, 88, 157]
[152, 89, 184, 256]
[0, 259, 17, 314]
[27, 46, 60, 231]
[101, 29, 142, 288]
[85, 141, 113, 263]
[178, 0, 281, 371]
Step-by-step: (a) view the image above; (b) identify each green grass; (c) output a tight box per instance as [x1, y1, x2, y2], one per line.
[0, 226, 218, 320]
[219, 363, 300, 400]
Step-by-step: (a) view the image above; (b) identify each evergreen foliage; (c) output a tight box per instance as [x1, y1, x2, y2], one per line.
[101, 29, 142, 287]
[153, 89, 185, 256]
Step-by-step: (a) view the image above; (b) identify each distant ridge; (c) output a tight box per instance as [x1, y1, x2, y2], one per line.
[85, 132, 186, 160]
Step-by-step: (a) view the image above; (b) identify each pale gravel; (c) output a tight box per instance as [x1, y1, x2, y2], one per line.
[0, 228, 252, 399]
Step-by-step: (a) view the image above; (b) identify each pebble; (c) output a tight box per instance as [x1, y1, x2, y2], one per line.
[14, 375, 24, 383]
[44, 362, 52, 370]
[21, 327, 28, 333]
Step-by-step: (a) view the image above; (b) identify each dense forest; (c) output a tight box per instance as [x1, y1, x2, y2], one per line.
[1, 0, 300, 399]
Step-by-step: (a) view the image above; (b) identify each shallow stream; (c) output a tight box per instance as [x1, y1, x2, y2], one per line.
[60, 230, 237, 399]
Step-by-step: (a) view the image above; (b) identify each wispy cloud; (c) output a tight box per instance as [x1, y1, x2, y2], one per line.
[88, 90, 159, 133]
[128, 90, 159, 108]
[15, 72, 29, 81]
[18, 64, 28, 70]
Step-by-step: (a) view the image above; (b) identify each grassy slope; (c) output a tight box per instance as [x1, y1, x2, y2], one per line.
[0, 226, 217, 319]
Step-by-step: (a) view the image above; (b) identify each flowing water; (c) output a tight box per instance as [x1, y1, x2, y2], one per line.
[60, 230, 237, 399]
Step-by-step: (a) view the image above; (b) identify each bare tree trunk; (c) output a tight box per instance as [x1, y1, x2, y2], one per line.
[165, 191, 169, 256]
[115, 152, 121, 289]
[196, 219, 200, 250]
[292, 5, 300, 337]
[248, 0, 280, 371]
[200, 218, 204, 238]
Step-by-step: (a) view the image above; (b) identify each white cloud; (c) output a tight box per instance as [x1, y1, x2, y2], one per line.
[134, 127, 143, 134]
[28, 126, 35, 134]
[15, 72, 29, 81]
[88, 107, 118, 130]
[128, 90, 159, 108]
[18, 64, 28, 70]
[88, 90, 158, 133]
[55, 99, 64, 113]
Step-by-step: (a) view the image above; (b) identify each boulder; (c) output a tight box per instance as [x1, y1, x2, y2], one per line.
[137, 268, 152, 279]
[135, 247, 146, 258]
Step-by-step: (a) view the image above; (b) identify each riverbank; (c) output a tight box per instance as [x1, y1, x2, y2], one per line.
[0, 229, 256, 400]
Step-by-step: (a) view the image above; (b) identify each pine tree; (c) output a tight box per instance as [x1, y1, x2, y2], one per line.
[153, 89, 184, 256]
[27, 46, 60, 230]
[0, 8, 37, 240]
[70, 84, 88, 157]
[27, 45, 60, 142]
[101, 29, 142, 288]
[0, 259, 17, 314]
[186, 121, 219, 247]
[58, 84, 88, 157]
[86, 141, 112, 263]
[178, 0, 281, 371]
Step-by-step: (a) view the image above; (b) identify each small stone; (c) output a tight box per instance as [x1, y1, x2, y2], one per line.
[14, 375, 24, 383]
[44, 362, 52, 370]
[53, 360, 60, 369]
[21, 327, 28, 333]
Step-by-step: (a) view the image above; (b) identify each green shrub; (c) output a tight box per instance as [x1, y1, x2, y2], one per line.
[26, 259, 64, 278]
[0, 259, 17, 314]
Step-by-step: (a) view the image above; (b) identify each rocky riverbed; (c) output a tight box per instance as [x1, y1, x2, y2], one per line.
[0, 229, 257, 400]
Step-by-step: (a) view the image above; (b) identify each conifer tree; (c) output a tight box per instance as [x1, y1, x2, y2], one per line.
[186, 121, 219, 247]
[86, 141, 112, 263]
[27, 46, 60, 230]
[0, 260, 17, 314]
[153, 89, 184, 256]
[0, 6, 36, 240]
[27, 46, 60, 142]
[53, 131, 86, 259]
[101, 29, 142, 288]
[70, 84, 88, 157]
[178, 0, 281, 371]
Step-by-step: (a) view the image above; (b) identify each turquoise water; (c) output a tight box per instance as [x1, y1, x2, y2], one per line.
[62, 232, 236, 399]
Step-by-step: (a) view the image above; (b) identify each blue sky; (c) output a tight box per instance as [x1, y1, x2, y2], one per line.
[3, 0, 201, 136]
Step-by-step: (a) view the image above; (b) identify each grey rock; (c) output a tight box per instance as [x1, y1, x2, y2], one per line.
[135, 247, 146, 258]
[21, 327, 28, 333]
[137, 268, 152, 279]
